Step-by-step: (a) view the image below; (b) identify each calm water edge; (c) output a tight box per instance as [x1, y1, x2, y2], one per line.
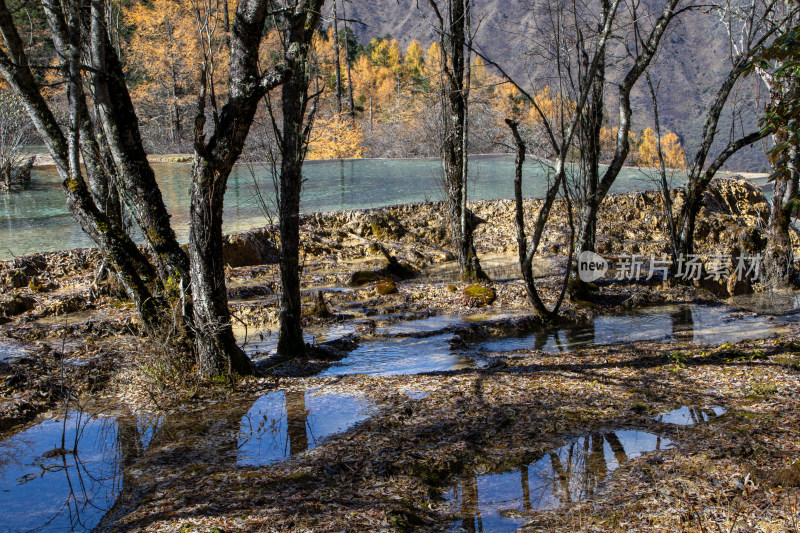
[2, 155, 680, 260]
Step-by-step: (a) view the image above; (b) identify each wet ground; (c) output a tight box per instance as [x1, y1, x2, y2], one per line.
[1, 179, 798, 531]
[1, 300, 798, 531]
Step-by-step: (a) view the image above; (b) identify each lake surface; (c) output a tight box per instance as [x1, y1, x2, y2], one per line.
[0, 155, 674, 260]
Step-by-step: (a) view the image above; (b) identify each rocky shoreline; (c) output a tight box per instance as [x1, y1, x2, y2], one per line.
[1, 176, 799, 531]
[0, 176, 792, 386]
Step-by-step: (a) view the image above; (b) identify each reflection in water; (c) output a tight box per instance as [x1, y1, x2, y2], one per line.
[314, 305, 790, 378]
[0, 390, 368, 530]
[730, 290, 800, 315]
[286, 391, 309, 457]
[475, 305, 791, 355]
[237, 390, 371, 466]
[319, 334, 475, 377]
[656, 405, 726, 425]
[0, 410, 158, 532]
[448, 430, 671, 532]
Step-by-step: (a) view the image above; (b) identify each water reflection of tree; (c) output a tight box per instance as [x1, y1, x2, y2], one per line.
[14, 412, 125, 532]
[238, 391, 313, 461]
[455, 430, 647, 526]
[286, 391, 309, 456]
[671, 306, 695, 339]
[457, 472, 482, 533]
[95, 414, 148, 528]
[97, 399, 255, 529]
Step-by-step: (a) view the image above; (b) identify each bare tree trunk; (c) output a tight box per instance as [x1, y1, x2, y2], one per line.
[646, 74, 678, 258]
[507, 120, 553, 317]
[430, 0, 486, 282]
[575, 0, 607, 258]
[332, 0, 342, 115]
[568, 2, 607, 300]
[189, 0, 306, 376]
[88, 2, 190, 284]
[276, 1, 323, 358]
[676, 53, 752, 259]
[340, 0, 356, 119]
[170, 62, 182, 143]
[189, 161, 252, 376]
[758, 8, 799, 287]
[765, 143, 799, 286]
[677, 128, 766, 259]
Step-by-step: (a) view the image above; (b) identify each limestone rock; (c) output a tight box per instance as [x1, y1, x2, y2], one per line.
[222, 229, 279, 267]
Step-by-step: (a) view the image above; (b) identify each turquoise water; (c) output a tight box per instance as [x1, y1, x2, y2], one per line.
[0, 156, 669, 260]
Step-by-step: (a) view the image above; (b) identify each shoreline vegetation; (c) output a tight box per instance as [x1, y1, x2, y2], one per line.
[2, 177, 799, 530]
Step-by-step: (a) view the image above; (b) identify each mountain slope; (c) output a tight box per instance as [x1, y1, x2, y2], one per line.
[344, 0, 769, 172]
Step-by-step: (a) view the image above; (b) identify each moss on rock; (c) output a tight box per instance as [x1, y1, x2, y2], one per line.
[463, 284, 496, 307]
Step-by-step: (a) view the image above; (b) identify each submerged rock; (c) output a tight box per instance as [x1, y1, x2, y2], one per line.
[348, 270, 379, 286]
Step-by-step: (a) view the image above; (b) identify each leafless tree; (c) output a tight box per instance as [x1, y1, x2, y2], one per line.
[424, 0, 488, 282]
[751, 4, 799, 286]
[675, 0, 793, 273]
[566, 0, 685, 297]
[0, 0, 323, 378]
[0, 90, 33, 190]
[481, 0, 623, 317]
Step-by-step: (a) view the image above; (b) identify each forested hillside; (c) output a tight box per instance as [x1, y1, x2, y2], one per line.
[345, 0, 769, 171]
[5, 0, 697, 168]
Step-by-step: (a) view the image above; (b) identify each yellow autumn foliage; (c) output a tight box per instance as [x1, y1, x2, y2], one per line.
[309, 115, 365, 160]
[636, 128, 687, 169]
[124, 0, 204, 104]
